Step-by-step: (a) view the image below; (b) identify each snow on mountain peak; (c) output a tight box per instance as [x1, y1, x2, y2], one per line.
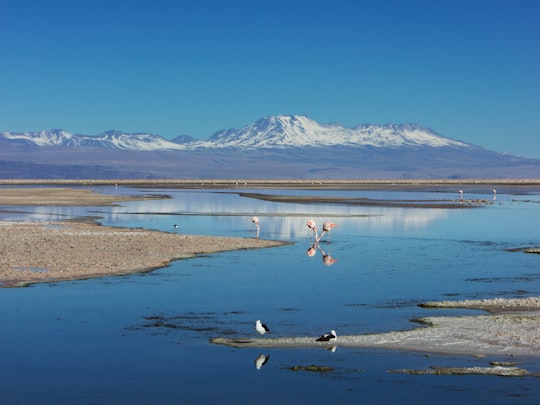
[1, 129, 186, 151]
[202, 115, 470, 150]
[0, 115, 472, 151]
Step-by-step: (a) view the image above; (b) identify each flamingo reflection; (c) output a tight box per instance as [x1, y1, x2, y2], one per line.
[305, 241, 337, 266]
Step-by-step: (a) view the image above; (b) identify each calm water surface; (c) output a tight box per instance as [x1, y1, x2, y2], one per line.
[1, 186, 539, 404]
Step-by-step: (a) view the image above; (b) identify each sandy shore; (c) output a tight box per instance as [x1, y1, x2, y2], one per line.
[0, 220, 287, 287]
[0, 187, 287, 287]
[211, 297, 540, 357]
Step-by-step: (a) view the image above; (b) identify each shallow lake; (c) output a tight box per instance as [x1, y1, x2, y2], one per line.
[1, 186, 540, 404]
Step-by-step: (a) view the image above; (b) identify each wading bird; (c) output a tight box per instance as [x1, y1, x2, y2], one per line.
[306, 219, 318, 240]
[251, 216, 260, 237]
[317, 221, 337, 242]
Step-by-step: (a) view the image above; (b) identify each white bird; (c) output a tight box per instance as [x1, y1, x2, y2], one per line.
[459, 190, 464, 200]
[316, 329, 337, 342]
[255, 319, 270, 335]
[493, 189, 497, 201]
[254, 354, 270, 370]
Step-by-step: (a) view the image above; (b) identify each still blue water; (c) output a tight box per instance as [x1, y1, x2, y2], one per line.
[1, 186, 539, 404]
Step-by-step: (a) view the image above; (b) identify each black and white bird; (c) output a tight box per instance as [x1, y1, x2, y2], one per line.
[255, 319, 270, 335]
[173, 224, 179, 230]
[316, 329, 337, 342]
[254, 354, 270, 370]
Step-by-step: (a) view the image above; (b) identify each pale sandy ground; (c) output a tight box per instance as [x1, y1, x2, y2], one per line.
[0, 221, 287, 287]
[0, 187, 287, 287]
[0, 187, 149, 206]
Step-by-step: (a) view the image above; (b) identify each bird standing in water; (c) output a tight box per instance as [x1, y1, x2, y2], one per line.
[251, 216, 260, 238]
[306, 219, 318, 240]
[317, 221, 337, 242]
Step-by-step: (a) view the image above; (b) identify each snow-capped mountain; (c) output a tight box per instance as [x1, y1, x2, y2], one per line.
[202, 115, 471, 149]
[1, 129, 185, 151]
[0, 115, 472, 151]
[1, 115, 539, 179]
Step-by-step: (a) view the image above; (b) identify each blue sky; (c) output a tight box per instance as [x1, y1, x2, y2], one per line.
[1, 0, 539, 157]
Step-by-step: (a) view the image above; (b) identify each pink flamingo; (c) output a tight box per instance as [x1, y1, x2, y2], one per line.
[317, 221, 337, 242]
[306, 219, 318, 240]
[251, 216, 260, 238]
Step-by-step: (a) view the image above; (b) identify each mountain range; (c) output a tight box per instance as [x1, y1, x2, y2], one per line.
[1, 115, 539, 179]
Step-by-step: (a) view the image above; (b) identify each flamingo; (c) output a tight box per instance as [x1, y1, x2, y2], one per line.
[306, 219, 318, 240]
[317, 221, 337, 242]
[255, 319, 270, 335]
[316, 329, 337, 342]
[251, 216, 260, 237]
[306, 242, 318, 257]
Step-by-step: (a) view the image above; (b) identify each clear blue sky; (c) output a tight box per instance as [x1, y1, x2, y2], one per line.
[1, 0, 539, 157]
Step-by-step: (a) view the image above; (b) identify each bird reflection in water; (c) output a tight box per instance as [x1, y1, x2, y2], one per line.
[254, 354, 270, 370]
[305, 219, 338, 265]
[306, 240, 337, 266]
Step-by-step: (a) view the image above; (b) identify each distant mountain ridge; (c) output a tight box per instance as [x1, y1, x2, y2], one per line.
[1, 115, 539, 179]
[1, 115, 474, 151]
[205, 115, 473, 150]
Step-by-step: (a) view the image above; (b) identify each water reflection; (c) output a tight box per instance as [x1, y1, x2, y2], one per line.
[254, 354, 270, 370]
[101, 190, 455, 238]
[306, 241, 337, 266]
[0, 188, 459, 239]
